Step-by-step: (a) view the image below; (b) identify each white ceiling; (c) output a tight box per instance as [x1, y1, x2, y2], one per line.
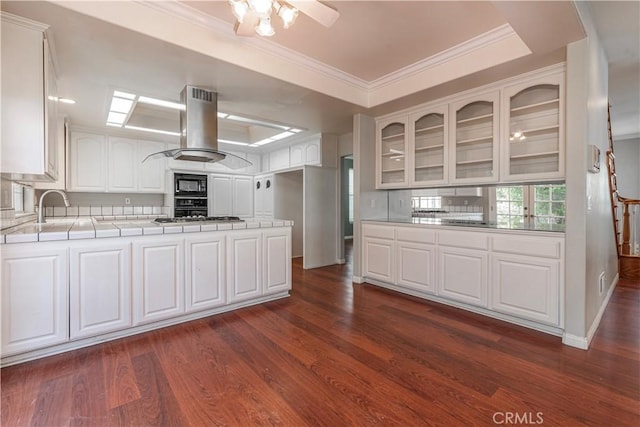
[1, 1, 637, 148]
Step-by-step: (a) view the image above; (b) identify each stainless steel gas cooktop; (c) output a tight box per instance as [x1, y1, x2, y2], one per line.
[153, 216, 243, 224]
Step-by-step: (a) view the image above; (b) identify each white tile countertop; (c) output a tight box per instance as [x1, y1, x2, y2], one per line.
[0, 216, 294, 244]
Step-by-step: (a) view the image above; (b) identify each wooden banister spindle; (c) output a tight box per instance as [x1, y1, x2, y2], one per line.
[622, 202, 631, 255]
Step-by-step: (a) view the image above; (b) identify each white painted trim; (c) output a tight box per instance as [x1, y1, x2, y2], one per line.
[0, 11, 49, 31]
[586, 273, 619, 345]
[336, 258, 346, 265]
[352, 275, 364, 284]
[562, 273, 619, 350]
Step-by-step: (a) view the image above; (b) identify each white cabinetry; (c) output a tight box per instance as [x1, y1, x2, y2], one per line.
[490, 235, 562, 326]
[263, 228, 291, 295]
[362, 225, 396, 283]
[1, 246, 68, 355]
[209, 174, 233, 216]
[132, 238, 184, 325]
[209, 174, 253, 217]
[269, 148, 290, 172]
[438, 246, 488, 307]
[254, 174, 274, 219]
[396, 228, 436, 294]
[501, 72, 565, 181]
[376, 116, 409, 188]
[290, 139, 321, 167]
[410, 104, 449, 186]
[136, 140, 167, 193]
[185, 234, 226, 313]
[1, 13, 59, 181]
[108, 137, 137, 192]
[69, 132, 107, 191]
[69, 242, 131, 339]
[227, 230, 262, 303]
[450, 91, 500, 184]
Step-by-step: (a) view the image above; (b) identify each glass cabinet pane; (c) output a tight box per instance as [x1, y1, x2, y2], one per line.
[413, 112, 445, 183]
[455, 100, 494, 180]
[380, 122, 406, 185]
[508, 84, 561, 176]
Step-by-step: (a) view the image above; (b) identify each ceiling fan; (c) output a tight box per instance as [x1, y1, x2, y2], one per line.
[229, 0, 340, 37]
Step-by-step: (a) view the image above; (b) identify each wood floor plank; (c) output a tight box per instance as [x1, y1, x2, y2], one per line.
[1, 247, 638, 426]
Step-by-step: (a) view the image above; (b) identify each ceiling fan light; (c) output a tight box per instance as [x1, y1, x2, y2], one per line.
[229, 0, 249, 22]
[277, 3, 298, 29]
[249, 0, 273, 16]
[256, 16, 275, 36]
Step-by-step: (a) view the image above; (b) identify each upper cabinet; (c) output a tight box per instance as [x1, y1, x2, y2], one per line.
[450, 91, 500, 185]
[500, 72, 564, 182]
[265, 134, 337, 173]
[68, 132, 166, 193]
[410, 104, 449, 186]
[375, 65, 566, 189]
[1, 13, 59, 181]
[376, 117, 409, 188]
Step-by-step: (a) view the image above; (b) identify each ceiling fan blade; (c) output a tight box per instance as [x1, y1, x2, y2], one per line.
[287, 0, 340, 28]
[234, 11, 260, 36]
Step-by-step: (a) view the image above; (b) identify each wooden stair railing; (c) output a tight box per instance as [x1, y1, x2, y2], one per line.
[606, 103, 640, 280]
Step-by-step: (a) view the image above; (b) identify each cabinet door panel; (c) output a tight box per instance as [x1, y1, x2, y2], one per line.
[185, 235, 226, 312]
[1, 247, 68, 355]
[290, 144, 304, 167]
[70, 243, 131, 339]
[133, 239, 184, 325]
[376, 117, 409, 188]
[210, 175, 233, 216]
[263, 229, 291, 295]
[137, 140, 166, 193]
[70, 132, 106, 191]
[108, 137, 136, 192]
[438, 247, 487, 307]
[305, 141, 321, 165]
[363, 237, 395, 283]
[233, 176, 254, 218]
[491, 254, 560, 326]
[227, 231, 262, 303]
[397, 241, 436, 294]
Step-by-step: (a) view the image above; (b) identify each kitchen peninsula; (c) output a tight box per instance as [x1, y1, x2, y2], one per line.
[0, 215, 292, 366]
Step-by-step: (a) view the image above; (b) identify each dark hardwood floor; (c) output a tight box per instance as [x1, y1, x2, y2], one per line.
[2, 241, 639, 426]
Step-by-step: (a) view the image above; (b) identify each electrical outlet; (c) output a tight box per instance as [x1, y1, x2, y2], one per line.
[598, 272, 605, 295]
[125, 197, 131, 205]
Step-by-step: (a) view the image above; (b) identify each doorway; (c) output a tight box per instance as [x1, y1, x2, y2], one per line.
[340, 155, 354, 263]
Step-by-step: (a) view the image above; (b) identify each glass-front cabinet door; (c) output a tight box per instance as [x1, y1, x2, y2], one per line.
[501, 72, 564, 181]
[409, 104, 448, 186]
[450, 91, 499, 184]
[376, 117, 408, 188]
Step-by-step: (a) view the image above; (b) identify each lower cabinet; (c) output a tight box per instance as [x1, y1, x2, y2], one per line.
[1, 246, 68, 355]
[490, 253, 560, 326]
[263, 228, 291, 295]
[396, 240, 436, 294]
[69, 242, 131, 339]
[363, 236, 395, 283]
[438, 247, 488, 307]
[132, 238, 185, 325]
[185, 234, 226, 313]
[227, 230, 262, 303]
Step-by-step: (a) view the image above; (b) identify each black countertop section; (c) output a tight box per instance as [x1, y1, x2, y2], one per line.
[372, 217, 565, 233]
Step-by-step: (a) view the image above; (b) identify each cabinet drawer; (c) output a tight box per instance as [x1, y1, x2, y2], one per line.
[438, 230, 488, 250]
[492, 235, 563, 259]
[396, 227, 436, 244]
[362, 224, 395, 240]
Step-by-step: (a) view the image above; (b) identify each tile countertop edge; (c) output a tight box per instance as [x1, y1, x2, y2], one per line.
[1, 218, 294, 244]
[361, 219, 566, 236]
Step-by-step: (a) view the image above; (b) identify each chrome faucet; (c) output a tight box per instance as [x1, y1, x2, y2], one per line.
[37, 189, 70, 223]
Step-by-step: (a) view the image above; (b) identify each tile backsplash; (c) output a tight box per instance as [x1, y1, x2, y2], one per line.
[43, 205, 171, 217]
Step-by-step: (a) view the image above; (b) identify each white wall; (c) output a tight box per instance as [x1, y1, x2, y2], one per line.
[303, 165, 338, 269]
[338, 132, 353, 157]
[613, 137, 640, 199]
[274, 170, 303, 257]
[564, 3, 618, 348]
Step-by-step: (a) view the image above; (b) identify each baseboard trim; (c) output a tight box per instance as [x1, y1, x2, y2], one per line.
[336, 258, 346, 264]
[352, 275, 363, 284]
[562, 273, 619, 350]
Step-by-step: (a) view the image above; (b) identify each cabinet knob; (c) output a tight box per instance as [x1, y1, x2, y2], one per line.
[266, 180, 271, 188]
[256, 181, 261, 190]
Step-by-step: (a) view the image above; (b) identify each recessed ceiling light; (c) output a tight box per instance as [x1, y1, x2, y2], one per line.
[124, 125, 180, 136]
[48, 96, 76, 104]
[138, 96, 185, 111]
[219, 139, 249, 146]
[113, 90, 136, 100]
[107, 111, 127, 125]
[110, 97, 134, 114]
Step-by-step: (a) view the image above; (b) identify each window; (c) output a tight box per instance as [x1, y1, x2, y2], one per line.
[411, 196, 442, 210]
[495, 184, 565, 227]
[348, 168, 354, 223]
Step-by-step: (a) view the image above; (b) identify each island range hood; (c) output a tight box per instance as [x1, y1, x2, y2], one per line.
[143, 86, 252, 169]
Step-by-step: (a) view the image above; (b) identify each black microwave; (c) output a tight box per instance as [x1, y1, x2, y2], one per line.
[174, 173, 207, 197]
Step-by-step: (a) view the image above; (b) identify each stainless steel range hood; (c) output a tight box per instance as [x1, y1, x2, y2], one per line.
[143, 86, 251, 169]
